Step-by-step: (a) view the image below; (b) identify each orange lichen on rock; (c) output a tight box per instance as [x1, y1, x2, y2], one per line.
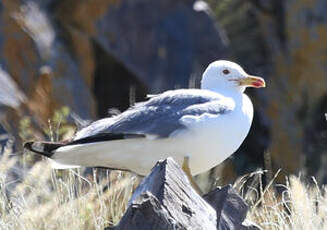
[27, 67, 58, 124]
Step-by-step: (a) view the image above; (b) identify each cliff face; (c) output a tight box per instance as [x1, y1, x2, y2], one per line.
[256, 0, 327, 181]
[200, 0, 327, 185]
[0, 0, 96, 126]
[0, 1, 227, 139]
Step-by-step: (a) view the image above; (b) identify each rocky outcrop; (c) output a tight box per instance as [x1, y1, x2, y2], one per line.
[246, 0, 327, 183]
[0, 0, 227, 136]
[107, 158, 261, 230]
[0, 67, 26, 119]
[57, 0, 228, 92]
[0, 0, 96, 127]
[55, 0, 228, 116]
[205, 0, 327, 184]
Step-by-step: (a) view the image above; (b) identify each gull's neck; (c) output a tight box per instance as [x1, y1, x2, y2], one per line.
[205, 87, 243, 99]
[205, 87, 245, 110]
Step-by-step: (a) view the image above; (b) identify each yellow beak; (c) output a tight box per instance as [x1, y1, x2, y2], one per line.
[238, 75, 266, 88]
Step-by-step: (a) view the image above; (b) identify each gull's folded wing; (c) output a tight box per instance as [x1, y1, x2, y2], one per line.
[74, 89, 235, 140]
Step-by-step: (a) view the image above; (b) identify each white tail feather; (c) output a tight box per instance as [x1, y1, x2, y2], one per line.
[49, 159, 80, 169]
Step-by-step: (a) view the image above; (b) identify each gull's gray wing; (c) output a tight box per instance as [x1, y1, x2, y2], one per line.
[74, 89, 235, 141]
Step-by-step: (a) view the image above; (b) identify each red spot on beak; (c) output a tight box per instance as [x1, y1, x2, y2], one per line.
[252, 79, 265, 88]
[239, 75, 266, 88]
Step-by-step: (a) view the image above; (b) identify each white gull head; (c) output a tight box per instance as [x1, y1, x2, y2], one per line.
[201, 60, 265, 94]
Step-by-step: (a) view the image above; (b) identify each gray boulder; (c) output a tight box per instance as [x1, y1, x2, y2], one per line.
[94, 0, 228, 92]
[108, 158, 261, 230]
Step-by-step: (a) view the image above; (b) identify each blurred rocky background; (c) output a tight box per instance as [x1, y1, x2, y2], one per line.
[0, 0, 326, 190]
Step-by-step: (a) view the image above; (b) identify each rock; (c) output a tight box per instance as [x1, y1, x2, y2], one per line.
[94, 0, 227, 92]
[0, 67, 26, 139]
[110, 157, 217, 230]
[0, 67, 26, 117]
[0, 0, 96, 138]
[0, 125, 11, 153]
[204, 185, 247, 230]
[57, 0, 228, 92]
[0, 0, 228, 137]
[204, 185, 261, 230]
[240, 220, 262, 230]
[247, 0, 327, 183]
[106, 192, 183, 230]
[11, 1, 96, 120]
[108, 158, 261, 230]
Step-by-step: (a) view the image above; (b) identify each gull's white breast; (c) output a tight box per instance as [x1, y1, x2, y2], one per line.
[175, 93, 254, 175]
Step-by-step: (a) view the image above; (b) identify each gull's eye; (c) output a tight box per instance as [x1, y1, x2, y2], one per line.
[223, 69, 230, 75]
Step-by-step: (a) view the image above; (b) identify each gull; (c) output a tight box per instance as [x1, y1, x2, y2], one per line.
[24, 60, 265, 187]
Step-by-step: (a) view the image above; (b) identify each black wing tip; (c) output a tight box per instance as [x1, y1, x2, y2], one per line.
[69, 133, 146, 145]
[23, 141, 63, 158]
[23, 141, 33, 151]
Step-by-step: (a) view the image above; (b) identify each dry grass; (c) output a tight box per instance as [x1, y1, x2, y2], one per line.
[1, 109, 326, 229]
[1, 145, 327, 230]
[235, 170, 327, 230]
[0, 141, 139, 230]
